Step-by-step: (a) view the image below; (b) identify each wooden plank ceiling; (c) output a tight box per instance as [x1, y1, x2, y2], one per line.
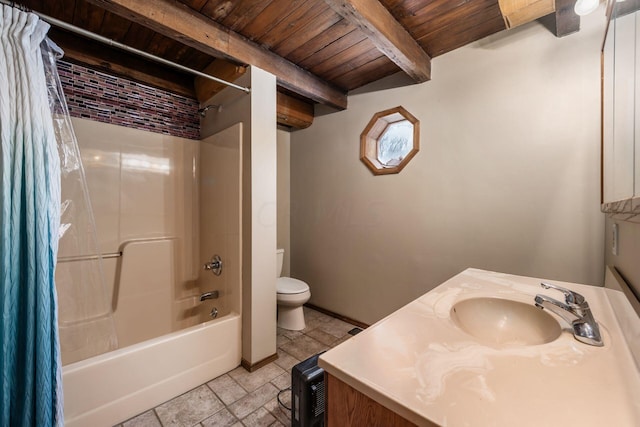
[17, 0, 580, 129]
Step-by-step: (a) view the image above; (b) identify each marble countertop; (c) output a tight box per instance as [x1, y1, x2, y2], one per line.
[318, 268, 640, 427]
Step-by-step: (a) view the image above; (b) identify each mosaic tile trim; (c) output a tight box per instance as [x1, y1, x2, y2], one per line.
[57, 60, 200, 140]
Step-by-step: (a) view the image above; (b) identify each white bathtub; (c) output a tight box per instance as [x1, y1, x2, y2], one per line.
[62, 312, 241, 427]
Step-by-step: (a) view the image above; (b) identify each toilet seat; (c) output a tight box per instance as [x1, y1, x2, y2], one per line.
[277, 277, 309, 294]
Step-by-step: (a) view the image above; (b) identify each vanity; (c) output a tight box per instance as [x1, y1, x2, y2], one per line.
[318, 269, 640, 426]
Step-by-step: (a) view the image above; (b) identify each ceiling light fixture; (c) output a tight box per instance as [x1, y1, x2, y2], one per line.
[574, 0, 600, 16]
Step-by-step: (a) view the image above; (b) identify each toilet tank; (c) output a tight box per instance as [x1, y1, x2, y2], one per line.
[276, 249, 284, 277]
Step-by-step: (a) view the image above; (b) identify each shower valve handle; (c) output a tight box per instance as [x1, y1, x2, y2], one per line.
[204, 255, 223, 276]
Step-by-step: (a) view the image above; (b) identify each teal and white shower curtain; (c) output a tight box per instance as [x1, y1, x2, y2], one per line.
[0, 5, 63, 426]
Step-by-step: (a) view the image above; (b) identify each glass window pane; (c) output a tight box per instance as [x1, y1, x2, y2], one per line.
[377, 120, 413, 166]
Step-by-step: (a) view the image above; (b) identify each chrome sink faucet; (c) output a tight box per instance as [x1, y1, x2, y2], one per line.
[534, 282, 603, 347]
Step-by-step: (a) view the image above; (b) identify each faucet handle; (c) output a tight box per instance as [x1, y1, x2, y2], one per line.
[540, 282, 586, 305]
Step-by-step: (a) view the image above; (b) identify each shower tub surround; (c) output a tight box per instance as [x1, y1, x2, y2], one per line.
[58, 119, 243, 425]
[319, 269, 640, 426]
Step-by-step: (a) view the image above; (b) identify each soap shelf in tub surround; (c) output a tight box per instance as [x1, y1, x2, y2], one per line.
[319, 268, 640, 427]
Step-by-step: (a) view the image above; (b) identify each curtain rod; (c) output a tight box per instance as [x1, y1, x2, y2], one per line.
[0, 0, 251, 94]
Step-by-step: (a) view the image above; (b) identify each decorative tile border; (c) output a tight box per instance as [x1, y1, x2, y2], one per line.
[57, 60, 200, 140]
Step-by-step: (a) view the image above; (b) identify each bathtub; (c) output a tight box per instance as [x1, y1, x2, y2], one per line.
[62, 312, 241, 427]
[60, 120, 243, 426]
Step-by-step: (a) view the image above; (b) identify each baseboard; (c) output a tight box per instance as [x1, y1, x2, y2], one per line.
[304, 303, 370, 329]
[241, 352, 278, 372]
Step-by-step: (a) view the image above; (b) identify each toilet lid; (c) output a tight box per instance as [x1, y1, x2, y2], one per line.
[277, 277, 309, 294]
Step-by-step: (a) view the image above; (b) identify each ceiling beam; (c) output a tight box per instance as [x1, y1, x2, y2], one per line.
[277, 91, 314, 130]
[323, 0, 431, 82]
[85, 0, 347, 110]
[539, 0, 580, 37]
[194, 63, 312, 129]
[51, 29, 196, 98]
[194, 60, 247, 103]
[498, 0, 555, 28]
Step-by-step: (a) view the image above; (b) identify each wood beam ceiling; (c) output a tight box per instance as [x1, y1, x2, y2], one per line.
[85, 0, 348, 110]
[323, 0, 431, 82]
[193, 62, 314, 129]
[51, 29, 196, 98]
[276, 92, 314, 129]
[55, 28, 313, 130]
[194, 60, 247, 103]
[498, 0, 555, 28]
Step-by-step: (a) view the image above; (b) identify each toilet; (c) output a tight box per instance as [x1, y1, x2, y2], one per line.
[276, 248, 310, 330]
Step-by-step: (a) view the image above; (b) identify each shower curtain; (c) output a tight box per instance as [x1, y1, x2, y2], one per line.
[0, 5, 63, 427]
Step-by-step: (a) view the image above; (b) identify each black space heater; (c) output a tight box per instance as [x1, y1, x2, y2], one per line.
[291, 352, 325, 427]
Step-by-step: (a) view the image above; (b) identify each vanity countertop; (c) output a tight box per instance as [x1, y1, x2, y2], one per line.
[318, 268, 640, 426]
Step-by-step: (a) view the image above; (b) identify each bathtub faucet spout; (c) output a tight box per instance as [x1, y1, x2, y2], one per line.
[200, 291, 219, 301]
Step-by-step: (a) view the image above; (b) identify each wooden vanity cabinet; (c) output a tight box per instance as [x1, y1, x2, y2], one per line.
[324, 373, 421, 427]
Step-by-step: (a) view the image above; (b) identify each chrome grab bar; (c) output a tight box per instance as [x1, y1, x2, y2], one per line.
[57, 237, 174, 263]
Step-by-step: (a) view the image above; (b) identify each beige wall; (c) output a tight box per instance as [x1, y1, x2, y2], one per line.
[605, 218, 640, 297]
[277, 129, 291, 276]
[202, 67, 278, 365]
[290, 13, 606, 325]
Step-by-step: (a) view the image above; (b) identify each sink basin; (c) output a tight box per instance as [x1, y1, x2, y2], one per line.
[450, 297, 562, 347]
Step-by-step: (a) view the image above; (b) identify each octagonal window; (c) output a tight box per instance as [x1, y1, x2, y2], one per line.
[360, 106, 419, 175]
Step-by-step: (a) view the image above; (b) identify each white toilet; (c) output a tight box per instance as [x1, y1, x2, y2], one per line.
[276, 248, 310, 330]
